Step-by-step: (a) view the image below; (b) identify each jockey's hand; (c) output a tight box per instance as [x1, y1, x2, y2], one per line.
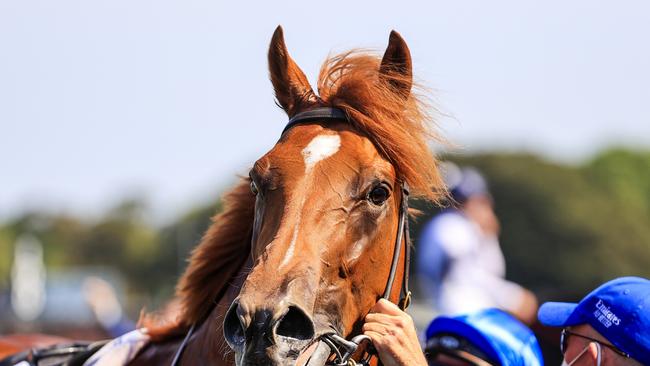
[362, 299, 428, 366]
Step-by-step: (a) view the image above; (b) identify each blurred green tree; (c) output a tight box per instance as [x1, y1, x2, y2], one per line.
[0, 196, 223, 310]
[414, 149, 650, 302]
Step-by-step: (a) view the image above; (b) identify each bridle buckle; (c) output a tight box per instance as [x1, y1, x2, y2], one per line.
[322, 334, 375, 366]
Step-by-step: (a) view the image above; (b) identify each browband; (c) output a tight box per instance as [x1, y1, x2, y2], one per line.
[282, 107, 349, 135]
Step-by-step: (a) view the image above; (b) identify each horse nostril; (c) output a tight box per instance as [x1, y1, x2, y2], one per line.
[275, 305, 315, 341]
[223, 300, 246, 347]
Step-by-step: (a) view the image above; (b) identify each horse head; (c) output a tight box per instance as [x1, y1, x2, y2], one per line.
[220, 27, 444, 366]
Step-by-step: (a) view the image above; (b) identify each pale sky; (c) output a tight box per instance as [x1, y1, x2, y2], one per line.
[1, 0, 649, 222]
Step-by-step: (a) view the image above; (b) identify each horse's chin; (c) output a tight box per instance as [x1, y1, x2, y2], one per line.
[296, 341, 330, 366]
[232, 339, 330, 366]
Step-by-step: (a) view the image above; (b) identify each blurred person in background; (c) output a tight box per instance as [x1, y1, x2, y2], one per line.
[416, 163, 538, 324]
[83, 277, 182, 338]
[538, 276, 649, 366]
[82, 276, 135, 338]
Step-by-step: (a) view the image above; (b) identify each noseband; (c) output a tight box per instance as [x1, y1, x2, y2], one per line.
[171, 107, 412, 366]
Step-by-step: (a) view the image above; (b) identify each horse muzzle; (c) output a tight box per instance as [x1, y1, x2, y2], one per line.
[224, 297, 375, 366]
[224, 299, 322, 366]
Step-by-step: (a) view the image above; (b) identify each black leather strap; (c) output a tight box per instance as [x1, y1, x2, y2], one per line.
[397, 183, 412, 310]
[170, 323, 195, 366]
[382, 182, 411, 309]
[282, 107, 348, 135]
[0, 341, 108, 366]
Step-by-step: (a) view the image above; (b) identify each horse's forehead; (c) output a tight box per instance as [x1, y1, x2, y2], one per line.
[265, 123, 389, 172]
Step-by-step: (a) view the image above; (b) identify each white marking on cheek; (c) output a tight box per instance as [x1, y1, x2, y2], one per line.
[347, 235, 369, 262]
[280, 214, 301, 268]
[346, 210, 388, 263]
[302, 134, 341, 171]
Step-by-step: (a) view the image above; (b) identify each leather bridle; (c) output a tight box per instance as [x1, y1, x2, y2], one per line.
[287, 107, 412, 366]
[171, 107, 412, 366]
[284, 107, 412, 307]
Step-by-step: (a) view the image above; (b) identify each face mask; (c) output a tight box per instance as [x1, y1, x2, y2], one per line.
[561, 342, 602, 366]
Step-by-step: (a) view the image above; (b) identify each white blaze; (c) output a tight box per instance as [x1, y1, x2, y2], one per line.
[301, 134, 341, 171]
[279, 133, 341, 268]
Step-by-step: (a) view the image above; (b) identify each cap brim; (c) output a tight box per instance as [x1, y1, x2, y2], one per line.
[537, 302, 580, 327]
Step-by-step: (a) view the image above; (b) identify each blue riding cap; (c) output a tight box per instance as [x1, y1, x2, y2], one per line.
[538, 276, 650, 365]
[441, 163, 491, 204]
[426, 308, 544, 366]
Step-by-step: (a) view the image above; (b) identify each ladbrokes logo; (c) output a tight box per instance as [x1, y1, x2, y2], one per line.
[593, 299, 621, 328]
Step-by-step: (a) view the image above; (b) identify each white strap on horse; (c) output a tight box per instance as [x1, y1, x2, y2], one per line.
[82, 329, 150, 366]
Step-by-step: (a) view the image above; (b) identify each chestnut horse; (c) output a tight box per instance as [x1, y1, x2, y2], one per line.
[139, 27, 443, 365]
[1, 26, 444, 366]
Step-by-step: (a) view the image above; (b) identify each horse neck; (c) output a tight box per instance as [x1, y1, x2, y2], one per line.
[179, 259, 250, 365]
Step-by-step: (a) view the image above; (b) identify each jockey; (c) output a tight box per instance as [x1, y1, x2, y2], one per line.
[416, 163, 537, 324]
[538, 276, 649, 366]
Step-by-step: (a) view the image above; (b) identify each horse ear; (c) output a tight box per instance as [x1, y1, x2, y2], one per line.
[268, 26, 316, 116]
[379, 30, 413, 99]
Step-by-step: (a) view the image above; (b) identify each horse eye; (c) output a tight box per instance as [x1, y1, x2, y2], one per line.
[368, 185, 390, 205]
[250, 180, 259, 195]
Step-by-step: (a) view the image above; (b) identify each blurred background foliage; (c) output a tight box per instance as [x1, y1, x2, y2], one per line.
[0, 197, 222, 314]
[426, 148, 650, 302]
[1, 148, 649, 313]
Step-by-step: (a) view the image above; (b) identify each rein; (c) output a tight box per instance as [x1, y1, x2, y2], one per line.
[170, 107, 412, 366]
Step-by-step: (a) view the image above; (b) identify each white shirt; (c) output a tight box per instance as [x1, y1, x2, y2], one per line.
[419, 210, 526, 315]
